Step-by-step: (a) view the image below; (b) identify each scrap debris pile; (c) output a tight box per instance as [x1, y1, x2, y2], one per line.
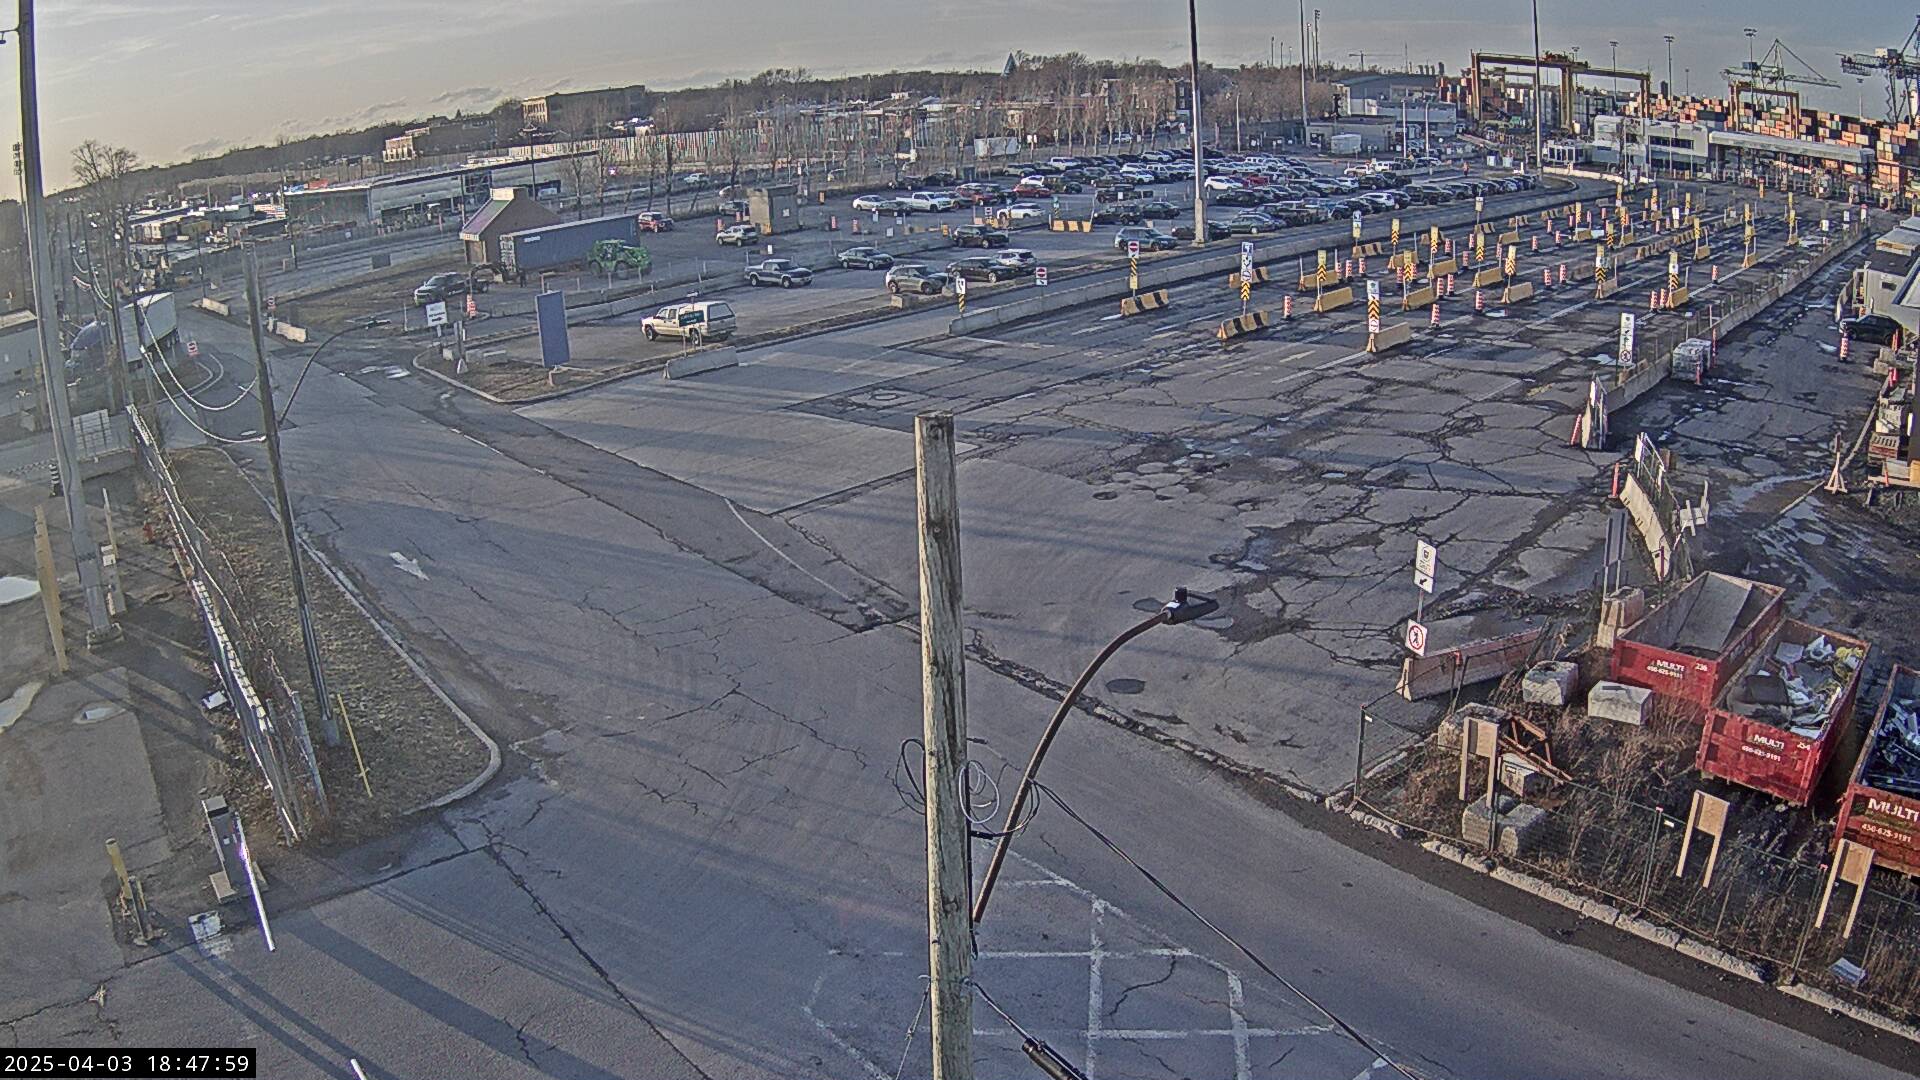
[1726, 634, 1866, 738]
[1863, 691, 1920, 798]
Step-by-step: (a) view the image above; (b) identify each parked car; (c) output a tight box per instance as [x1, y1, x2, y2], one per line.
[992, 248, 1038, 274]
[885, 264, 951, 295]
[1172, 220, 1234, 242]
[1091, 204, 1144, 225]
[901, 190, 959, 212]
[1004, 202, 1049, 221]
[636, 211, 675, 233]
[1135, 199, 1180, 220]
[641, 300, 736, 343]
[744, 258, 813, 287]
[836, 246, 895, 270]
[955, 182, 1009, 205]
[413, 272, 471, 306]
[853, 194, 907, 213]
[717, 223, 761, 246]
[1224, 213, 1282, 235]
[947, 255, 1013, 282]
[951, 224, 1011, 248]
[1113, 225, 1178, 251]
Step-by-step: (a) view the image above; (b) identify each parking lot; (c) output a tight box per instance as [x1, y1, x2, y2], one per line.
[500, 177, 1865, 795]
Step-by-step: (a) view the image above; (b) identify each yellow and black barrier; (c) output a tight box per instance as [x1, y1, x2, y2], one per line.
[1296, 269, 1349, 292]
[1049, 218, 1095, 233]
[1216, 309, 1276, 342]
[1121, 289, 1172, 316]
[1313, 286, 1355, 313]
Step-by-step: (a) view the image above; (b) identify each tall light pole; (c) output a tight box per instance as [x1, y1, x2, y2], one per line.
[19, 0, 112, 640]
[1530, 0, 1543, 171]
[1187, 0, 1207, 246]
[1663, 34, 1675, 98]
[1298, 0, 1311, 143]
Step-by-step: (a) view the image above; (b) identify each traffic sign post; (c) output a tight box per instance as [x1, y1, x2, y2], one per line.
[1127, 240, 1140, 297]
[1406, 620, 1428, 657]
[954, 275, 967, 314]
[1035, 266, 1048, 287]
[1366, 279, 1381, 336]
[1410, 537, 1438, 656]
[424, 300, 448, 338]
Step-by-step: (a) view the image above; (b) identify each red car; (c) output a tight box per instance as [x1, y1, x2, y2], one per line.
[637, 211, 675, 233]
[1012, 181, 1051, 197]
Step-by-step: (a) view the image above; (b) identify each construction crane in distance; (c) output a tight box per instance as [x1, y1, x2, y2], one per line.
[1723, 36, 1839, 130]
[1840, 16, 1920, 122]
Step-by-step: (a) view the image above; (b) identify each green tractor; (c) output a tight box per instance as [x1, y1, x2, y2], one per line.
[588, 239, 652, 278]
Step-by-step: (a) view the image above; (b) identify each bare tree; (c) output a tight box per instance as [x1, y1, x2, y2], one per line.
[70, 139, 143, 414]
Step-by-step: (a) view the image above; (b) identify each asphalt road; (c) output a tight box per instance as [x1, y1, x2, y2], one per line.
[22, 183, 1917, 1080]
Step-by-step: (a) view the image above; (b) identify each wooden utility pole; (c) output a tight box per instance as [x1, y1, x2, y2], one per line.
[915, 412, 973, 1080]
[244, 249, 341, 747]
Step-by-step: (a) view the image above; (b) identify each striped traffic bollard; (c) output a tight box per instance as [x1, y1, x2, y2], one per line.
[1474, 288, 1484, 313]
[1445, 237, 1454, 255]
[1557, 262, 1567, 285]
[829, 215, 838, 231]
[1555, 230, 1563, 245]
[1447, 273, 1456, 297]
[1344, 258, 1354, 279]
[1359, 255, 1367, 275]
[1430, 301, 1441, 328]
[1530, 235, 1538, 253]
[1711, 265, 1719, 283]
[1283, 295, 1293, 319]
[1542, 267, 1551, 289]
[1649, 290, 1658, 311]
[1839, 332, 1849, 360]
[1611, 462, 1623, 498]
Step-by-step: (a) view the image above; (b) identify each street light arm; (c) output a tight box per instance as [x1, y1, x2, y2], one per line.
[278, 318, 386, 424]
[971, 588, 1218, 924]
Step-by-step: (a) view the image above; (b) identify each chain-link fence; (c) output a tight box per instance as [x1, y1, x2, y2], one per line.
[1357, 718, 1920, 1024]
[130, 408, 327, 843]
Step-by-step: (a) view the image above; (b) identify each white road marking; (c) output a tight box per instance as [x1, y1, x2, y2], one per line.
[388, 552, 428, 581]
[1228, 971, 1252, 1080]
[1087, 898, 1107, 1078]
[1350, 1056, 1389, 1080]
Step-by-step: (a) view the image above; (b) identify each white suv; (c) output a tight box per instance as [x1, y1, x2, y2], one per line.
[902, 190, 957, 212]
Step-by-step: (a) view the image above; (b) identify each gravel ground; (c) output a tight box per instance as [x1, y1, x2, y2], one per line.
[167, 446, 490, 845]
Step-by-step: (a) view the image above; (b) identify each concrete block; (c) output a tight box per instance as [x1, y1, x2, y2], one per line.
[1498, 752, 1549, 797]
[1367, 322, 1413, 353]
[1461, 794, 1517, 848]
[1522, 660, 1579, 707]
[663, 348, 740, 380]
[1588, 680, 1653, 726]
[1595, 586, 1646, 650]
[1497, 803, 1548, 857]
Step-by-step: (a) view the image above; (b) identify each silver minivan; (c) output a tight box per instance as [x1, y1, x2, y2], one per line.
[641, 300, 737, 344]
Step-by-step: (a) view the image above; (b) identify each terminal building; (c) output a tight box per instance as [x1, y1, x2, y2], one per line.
[283, 151, 598, 227]
[1585, 115, 1874, 191]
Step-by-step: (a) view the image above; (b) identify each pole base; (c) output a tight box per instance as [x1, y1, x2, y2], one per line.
[86, 623, 125, 648]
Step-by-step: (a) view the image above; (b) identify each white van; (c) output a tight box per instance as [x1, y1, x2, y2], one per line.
[641, 300, 737, 344]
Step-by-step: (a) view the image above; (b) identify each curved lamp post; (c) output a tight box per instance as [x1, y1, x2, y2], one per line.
[971, 587, 1219, 924]
[278, 316, 388, 423]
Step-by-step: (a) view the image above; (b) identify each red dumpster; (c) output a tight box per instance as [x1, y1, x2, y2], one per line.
[1696, 619, 1869, 806]
[1835, 665, 1920, 876]
[1610, 573, 1786, 710]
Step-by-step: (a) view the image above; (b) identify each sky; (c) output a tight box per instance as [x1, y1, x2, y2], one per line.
[2, 0, 1909, 192]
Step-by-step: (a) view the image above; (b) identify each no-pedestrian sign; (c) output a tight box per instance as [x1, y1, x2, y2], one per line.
[1406, 620, 1429, 657]
[1035, 266, 1048, 286]
[1127, 239, 1141, 258]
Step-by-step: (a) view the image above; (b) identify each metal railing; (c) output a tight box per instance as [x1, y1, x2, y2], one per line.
[131, 408, 327, 842]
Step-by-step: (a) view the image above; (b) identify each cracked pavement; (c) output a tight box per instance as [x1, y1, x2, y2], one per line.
[20, 190, 1916, 1079]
